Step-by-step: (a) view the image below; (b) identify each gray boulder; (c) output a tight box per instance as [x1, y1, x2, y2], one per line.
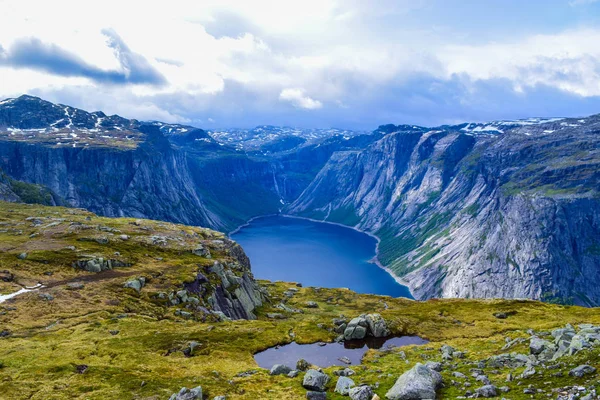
[385, 363, 442, 400]
[169, 386, 202, 400]
[306, 392, 326, 400]
[270, 364, 293, 376]
[344, 316, 368, 340]
[123, 277, 145, 293]
[335, 376, 355, 395]
[365, 313, 390, 337]
[569, 365, 596, 377]
[529, 336, 553, 355]
[475, 385, 498, 398]
[349, 385, 374, 400]
[303, 369, 330, 392]
[424, 361, 442, 372]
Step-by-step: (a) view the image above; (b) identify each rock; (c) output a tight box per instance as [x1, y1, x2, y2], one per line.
[213, 397, 226, 400]
[385, 363, 442, 400]
[297, 359, 310, 371]
[66, 282, 84, 290]
[270, 364, 293, 376]
[339, 356, 351, 365]
[530, 336, 553, 355]
[74, 257, 130, 273]
[306, 392, 326, 400]
[474, 385, 497, 398]
[335, 376, 356, 395]
[305, 301, 319, 308]
[17, 252, 27, 260]
[267, 313, 286, 319]
[169, 386, 203, 400]
[493, 312, 508, 319]
[119, 234, 129, 241]
[344, 316, 368, 340]
[303, 369, 330, 392]
[0, 270, 14, 282]
[123, 277, 145, 293]
[440, 344, 455, 360]
[349, 385, 374, 400]
[476, 375, 491, 385]
[452, 371, 466, 379]
[288, 370, 300, 378]
[424, 361, 442, 372]
[520, 365, 535, 379]
[183, 341, 201, 357]
[75, 364, 88, 374]
[365, 313, 390, 337]
[334, 368, 356, 377]
[39, 293, 54, 301]
[569, 365, 596, 377]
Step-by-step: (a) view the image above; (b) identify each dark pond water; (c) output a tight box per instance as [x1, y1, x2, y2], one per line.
[254, 336, 428, 369]
[231, 216, 412, 298]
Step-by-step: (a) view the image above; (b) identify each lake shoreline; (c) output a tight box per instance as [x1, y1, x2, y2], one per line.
[229, 213, 414, 299]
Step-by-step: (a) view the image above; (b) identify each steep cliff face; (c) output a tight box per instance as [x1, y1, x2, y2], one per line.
[289, 119, 600, 305]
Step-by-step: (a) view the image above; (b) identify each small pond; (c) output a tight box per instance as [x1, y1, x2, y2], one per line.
[254, 336, 428, 369]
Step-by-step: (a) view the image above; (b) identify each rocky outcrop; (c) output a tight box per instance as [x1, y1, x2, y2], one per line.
[343, 314, 390, 340]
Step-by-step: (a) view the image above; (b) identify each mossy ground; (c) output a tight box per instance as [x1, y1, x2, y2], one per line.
[1, 203, 600, 399]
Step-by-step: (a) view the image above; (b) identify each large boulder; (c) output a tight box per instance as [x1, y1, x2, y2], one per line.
[569, 365, 596, 378]
[303, 369, 330, 392]
[344, 316, 368, 340]
[385, 363, 442, 400]
[475, 385, 498, 398]
[335, 376, 355, 395]
[365, 314, 390, 337]
[169, 386, 202, 400]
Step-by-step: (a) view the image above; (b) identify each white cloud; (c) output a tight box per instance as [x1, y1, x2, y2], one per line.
[569, 0, 598, 6]
[279, 88, 322, 110]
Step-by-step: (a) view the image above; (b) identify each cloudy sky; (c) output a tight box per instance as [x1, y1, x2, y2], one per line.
[2, 0, 600, 129]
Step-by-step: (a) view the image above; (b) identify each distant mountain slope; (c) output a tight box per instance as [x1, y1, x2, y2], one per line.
[288, 117, 600, 305]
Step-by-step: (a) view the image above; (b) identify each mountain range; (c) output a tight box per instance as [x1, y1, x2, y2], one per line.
[1, 94, 598, 305]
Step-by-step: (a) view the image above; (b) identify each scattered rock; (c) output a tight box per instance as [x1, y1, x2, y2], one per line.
[66, 282, 84, 290]
[303, 369, 330, 392]
[76, 364, 88, 374]
[385, 363, 442, 400]
[39, 293, 54, 301]
[123, 277, 145, 293]
[297, 359, 310, 371]
[169, 386, 203, 400]
[344, 316, 369, 340]
[569, 365, 596, 378]
[17, 253, 27, 260]
[365, 313, 390, 337]
[270, 364, 293, 376]
[349, 385, 374, 400]
[425, 361, 442, 372]
[335, 376, 355, 395]
[475, 385, 497, 398]
[305, 301, 319, 308]
[306, 391, 326, 400]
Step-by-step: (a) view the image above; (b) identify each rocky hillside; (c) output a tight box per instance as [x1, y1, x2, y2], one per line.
[0, 95, 376, 232]
[288, 118, 600, 306]
[3, 202, 600, 399]
[2, 94, 600, 307]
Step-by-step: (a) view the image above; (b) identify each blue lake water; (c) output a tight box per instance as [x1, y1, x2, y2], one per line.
[231, 215, 413, 298]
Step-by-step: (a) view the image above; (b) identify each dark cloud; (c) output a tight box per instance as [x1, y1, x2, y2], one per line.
[0, 31, 166, 86]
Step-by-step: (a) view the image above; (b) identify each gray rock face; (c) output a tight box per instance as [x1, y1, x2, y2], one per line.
[344, 314, 390, 340]
[349, 385, 374, 400]
[385, 363, 442, 400]
[335, 376, 355, 395]
[303, 370, 330, 392]
[287, 118, 600, 305]
[207, 252, 266, 320]
[169, 386, 203, 400]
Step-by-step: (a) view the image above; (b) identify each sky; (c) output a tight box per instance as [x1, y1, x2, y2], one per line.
[2, 0, 600, 130]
